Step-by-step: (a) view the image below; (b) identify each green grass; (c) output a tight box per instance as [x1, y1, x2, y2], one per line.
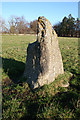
[2, 35, 80, 119]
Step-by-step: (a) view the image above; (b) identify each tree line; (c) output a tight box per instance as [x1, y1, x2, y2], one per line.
[0, 16, 37, 34]
[53, 14, 80, 37]
[0, 14, 80, 37]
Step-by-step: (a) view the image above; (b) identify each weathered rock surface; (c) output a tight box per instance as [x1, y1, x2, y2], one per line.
[24, 16, 64, 89]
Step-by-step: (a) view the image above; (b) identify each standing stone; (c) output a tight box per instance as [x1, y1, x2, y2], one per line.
[24, 16, 64, 89]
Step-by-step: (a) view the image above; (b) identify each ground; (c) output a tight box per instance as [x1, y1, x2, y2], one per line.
[2, 34, 80, 119]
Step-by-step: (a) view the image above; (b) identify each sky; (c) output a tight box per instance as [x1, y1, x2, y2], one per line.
[2, 2, 78, 25]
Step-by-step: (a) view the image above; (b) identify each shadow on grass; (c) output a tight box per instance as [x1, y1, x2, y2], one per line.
[69, 75, 80, 91]
[19, 90, 79, 119]
[20, 101, 39, 120]
[2, 57, 25, 83]
[2, 57, 80, 119]
[53, 91, 79, 109]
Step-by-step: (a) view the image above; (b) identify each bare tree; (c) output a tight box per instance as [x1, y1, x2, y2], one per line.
[0, 17, 8, 34]
[8, 16, 30, 34]
[14, 16, 30, 34]
[8, 16, 16, 34]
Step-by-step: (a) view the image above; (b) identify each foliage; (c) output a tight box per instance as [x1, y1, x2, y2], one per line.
[2, 35, 79, 119]
[53, 14, 80, 37]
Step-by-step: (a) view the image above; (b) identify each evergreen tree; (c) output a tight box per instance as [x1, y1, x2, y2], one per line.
[53, 14, 76, 37]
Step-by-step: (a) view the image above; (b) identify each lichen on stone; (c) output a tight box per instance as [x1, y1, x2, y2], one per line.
[24, 16, 64, 89]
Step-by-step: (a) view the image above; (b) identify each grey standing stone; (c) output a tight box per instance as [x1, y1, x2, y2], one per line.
[24, 16, 64, 89]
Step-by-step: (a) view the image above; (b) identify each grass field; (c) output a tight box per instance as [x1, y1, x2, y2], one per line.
[2, 35, 80, 119]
